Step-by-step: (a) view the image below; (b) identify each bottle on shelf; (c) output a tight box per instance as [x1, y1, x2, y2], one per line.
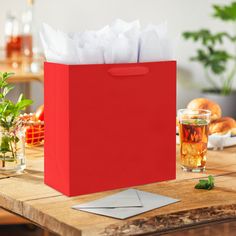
[4, 12, 22, 68]
[21, 0, 34, 72]
[4, 0, 42, 72]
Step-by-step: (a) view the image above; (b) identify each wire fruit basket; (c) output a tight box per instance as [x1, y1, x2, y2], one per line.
[21, 113, 45, 147]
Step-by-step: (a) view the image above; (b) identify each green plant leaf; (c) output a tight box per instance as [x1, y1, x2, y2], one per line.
[213, 2, 236, 21]
[0, 71, 33, 146]
[16, 98, 33, 110]
[10, 136, 19, 143]
[3, 85, 14, 97]
[183, 30, 236, 46]
[182, 1, 236, 93]
[191, 48, 232, 75]
[2, 72, 14, 80]
[194, 119, 208, 125]
[0, 136, 11, 153]
[195, 175, 215, 190]
[17, 93, 23, 103]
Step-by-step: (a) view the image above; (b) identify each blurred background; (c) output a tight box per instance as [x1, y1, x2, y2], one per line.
[0, 1, 236, 235]
[0, 0, 235, 111]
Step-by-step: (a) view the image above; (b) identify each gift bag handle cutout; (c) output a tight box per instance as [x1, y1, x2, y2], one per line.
[108, 66, 149, 77]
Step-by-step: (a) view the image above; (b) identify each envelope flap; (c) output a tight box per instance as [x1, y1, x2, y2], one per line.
[72, 189, 142, 209]
[72, 189, 180, 219]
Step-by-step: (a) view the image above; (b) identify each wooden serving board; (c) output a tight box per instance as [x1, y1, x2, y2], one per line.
[0, 146, 235, 235]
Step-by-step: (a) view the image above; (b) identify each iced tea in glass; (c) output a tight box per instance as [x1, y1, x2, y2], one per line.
[178, 109, 211, 172]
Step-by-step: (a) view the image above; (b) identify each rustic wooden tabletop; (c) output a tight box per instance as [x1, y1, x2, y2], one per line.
[0, 146, 235, 236]
[0, 61, 44, 84]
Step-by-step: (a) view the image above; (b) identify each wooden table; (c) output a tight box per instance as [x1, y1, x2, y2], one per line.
[7, 72, 43, 84]
[0, 61, 44, 83]
[0, 59, 43, 99]
[0, 146, 235, 236]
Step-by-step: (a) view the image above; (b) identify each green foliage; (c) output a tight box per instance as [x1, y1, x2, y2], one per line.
[183, 30, 236, 46]
[0, 72, 33, 131]
[0, 72, 33, 166]
[195, 175, 215, 190]
[183, 2, 236, 95]
[213, 2, 236, 21]
[191, 48, 232, 75]
[0, 136, 10, 153]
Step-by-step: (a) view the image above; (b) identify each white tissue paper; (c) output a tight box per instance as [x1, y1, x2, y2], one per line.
[40, 19, 174, 64]
[103, 19, 140, 63]
[139, 22, 174, 62]
[40, 23, 80, 64]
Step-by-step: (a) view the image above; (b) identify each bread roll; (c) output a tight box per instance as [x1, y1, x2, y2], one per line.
[187, 98, 221, 121]
[231, 123, 236, 136]
[209, 117, 236, 135]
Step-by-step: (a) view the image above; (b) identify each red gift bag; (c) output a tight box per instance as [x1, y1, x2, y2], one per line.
[44, 61, 176, 196]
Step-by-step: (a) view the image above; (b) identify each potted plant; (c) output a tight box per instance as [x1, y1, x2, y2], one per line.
[0, 72, 32, 173]
[183, 1, 236, 118]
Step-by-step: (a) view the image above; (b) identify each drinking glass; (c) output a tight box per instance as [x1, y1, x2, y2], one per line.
[0, 127, 26, 173]
[178, 109, 211, 172]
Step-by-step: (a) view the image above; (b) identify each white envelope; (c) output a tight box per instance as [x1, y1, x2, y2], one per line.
[72, 189, 180, 219]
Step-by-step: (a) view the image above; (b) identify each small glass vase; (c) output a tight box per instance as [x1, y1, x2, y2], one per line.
[0, 127, 26, 174]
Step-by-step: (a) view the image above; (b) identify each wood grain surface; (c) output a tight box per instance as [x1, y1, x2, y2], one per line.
[0, 146, 235, 235]
[0, 61, 43, 84]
